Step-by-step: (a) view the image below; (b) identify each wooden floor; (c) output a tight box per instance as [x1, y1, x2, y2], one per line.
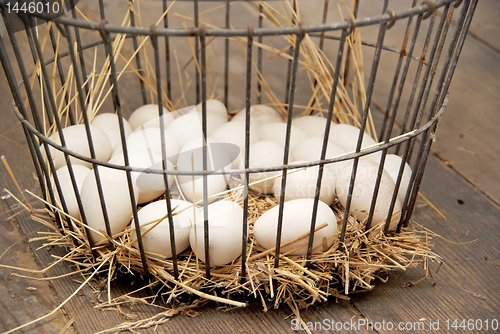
[1, 1, 499, 333]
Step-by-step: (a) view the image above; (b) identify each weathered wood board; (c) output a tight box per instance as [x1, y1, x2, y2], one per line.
[0, 0, 498, 333]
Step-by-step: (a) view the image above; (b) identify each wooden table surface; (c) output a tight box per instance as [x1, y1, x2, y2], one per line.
[0, 1, 499, 333]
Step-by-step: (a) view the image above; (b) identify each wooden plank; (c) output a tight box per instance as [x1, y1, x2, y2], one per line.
[430, 24, 500, 205]
[0, 205, 74, 334]
[1, 1, 498, 333]
[466, 0, 500, 52]
[350, 155, 500, 333]
[0, 39, 74, 333]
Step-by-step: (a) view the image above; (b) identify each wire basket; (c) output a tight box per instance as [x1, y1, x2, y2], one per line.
[0, 0, 477, 305]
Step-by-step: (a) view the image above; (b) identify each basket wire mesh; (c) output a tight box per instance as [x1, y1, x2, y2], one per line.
[0, 0, 477, 282]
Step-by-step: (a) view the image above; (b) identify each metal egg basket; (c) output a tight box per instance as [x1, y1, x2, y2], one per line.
[0, 0, 477, 289]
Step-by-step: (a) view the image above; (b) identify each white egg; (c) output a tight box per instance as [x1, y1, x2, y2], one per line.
[128, 104, 173, 131]
[241, 140, 291, 195]
[383, 154, 412, 205]
[189, 200, 245, 266]
[292, 115, 337, 138]
[130, 199, 199, 258]
[258, 122, 309, 151]
[273, 160, 337, 206]
[43, 124, 112, 170]
[230, 104, 283, 128]
[292, 136, 348, 178]
[53, 164, 91, 220]
[177, 138, 232, 203]
[80, 164, 139, 244]
[194, 99, 228, 121]
[253, 198, 338, 255]
[113, 127, 180, 165]
[91, 113, 133, 150]
[335, 159, 402, 230]
[210, 121, 261, 169]
[108, 152, 173, 205]
[167, 111, 226, 149]
[329, 124, 381, 162]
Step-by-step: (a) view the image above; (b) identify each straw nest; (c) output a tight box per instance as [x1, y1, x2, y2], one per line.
[5, 0, 444, 332]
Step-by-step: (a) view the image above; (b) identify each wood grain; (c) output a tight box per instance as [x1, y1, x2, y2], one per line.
[0, 1, 498, 333]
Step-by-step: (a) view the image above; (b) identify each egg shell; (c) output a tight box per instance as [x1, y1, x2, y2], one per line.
[383, 154, 412, 204]
[291, 136, 349, 177]
[253, 198, 338, 255]
[130, 199, 198, 258]
[189, 200, 245, 266]
[53, 164, 91, 220]
[230, 105, 283, 128]
[194, 99, 228, 121]
[80, 164, 139, 244]
[91, 113, 133, 150]
[210, 121, 261, 169]
[108, 152, 172, 204]
[167, 111, 227, 148]
[258, 122, 309, 151]
[241, 140, 292, 195]
[128, 104, 173, 131]
[329, 124, 381, 162]
[273, 160, 337, 206]
[113, 127, 180, 164]
[292, 115, 337, 138]
[43, 124, 112, 170]
[335, 159, 402, 230]
[177, 138, 231, 203]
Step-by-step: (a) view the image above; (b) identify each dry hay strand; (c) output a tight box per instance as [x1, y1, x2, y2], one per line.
[1, 187, 441, 334]
[1, 1, 446, 332]
[23, 190, 440, 309]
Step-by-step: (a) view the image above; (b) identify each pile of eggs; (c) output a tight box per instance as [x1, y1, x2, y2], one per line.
[43, 100, 412, 267]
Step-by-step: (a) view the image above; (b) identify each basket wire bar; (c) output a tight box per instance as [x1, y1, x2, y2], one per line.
[240, 25, 254, 282]
[2, 0, 461, 38]
[382, 2, 424, 233]
[342, 0, 359, 85]
[256, 1, 263, 104]
[306, 24, 350, 261]
[99, 22, 151, 274]
[317, 0, 329, 51]
[339, 0, 388, 238]
[283, 0, 297, 108]
[61, 21, 103, 254]
[46, 4, 76, 126]
[377, 0, 419, 234]
[199, 26, 212, 277]
[359, 0, 391, 231]
[70, 0, 89, 98]
[402, 0, 477, 229]
[273, 24, 304, 268]
[194, 0, 200, 104]
[0, 0, 477, 284]
[163, 0, 172, 101]
[223, 0, 230, 107]
[399, 4, 454, 228]
[395, 6, 437, 157]
[150, 28, 179, 279]
[378, 0, 417, 145]
[30, 14, 85, 238]
[129, 0, 148, 106]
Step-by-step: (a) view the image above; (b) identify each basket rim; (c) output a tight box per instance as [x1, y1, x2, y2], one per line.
[12, 0, 460, 37]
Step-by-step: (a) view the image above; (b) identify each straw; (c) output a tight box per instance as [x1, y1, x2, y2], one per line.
[2, 1, 446, 332]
